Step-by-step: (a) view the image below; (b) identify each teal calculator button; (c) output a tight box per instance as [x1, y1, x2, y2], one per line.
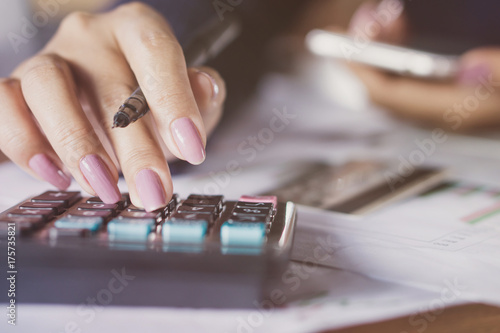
[220, 221, 266, 247]
[162, 220, 207, 244]
[55, 217, 102, 232]
[107, 218, 155, 241]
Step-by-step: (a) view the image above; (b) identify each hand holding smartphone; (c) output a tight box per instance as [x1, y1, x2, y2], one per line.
[306, 29, 459, 80]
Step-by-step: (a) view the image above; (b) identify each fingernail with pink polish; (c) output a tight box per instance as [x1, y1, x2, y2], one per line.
[135, 169, 167, 212]
[171, 118, 206, 165]
[29, 154, 72, 190]
[458, 63, 491, 86]
[80, 155, 121, 204]
[195, 69, 220, 101]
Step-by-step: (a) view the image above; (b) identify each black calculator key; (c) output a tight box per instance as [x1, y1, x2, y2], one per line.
[8, 209, 53, 220]
[78, 203, 118, 212]
[31, 191, 81, 207]
[187, 195, 223, 211]
[169, 212, 213, 224]
[87, 193, 129, 209]
[119, 210, 162, 220]
[69, 210, 112, 219]
[176, 205, 216, 215]
[20, 202, 65, 214]
[182, 199, 220, 213]
[228, 214, 270, 223]
[232, 207, 271, 217]
[163, 196, 180, 217]
[182, 198, 218, 207]
[86, 197, 103, 204]
[187, 194, 223, 202]
[127, 204, 147, 212]
[168, 194, 179, 210]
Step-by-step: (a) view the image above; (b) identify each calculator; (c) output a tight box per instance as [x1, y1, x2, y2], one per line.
[0, 191, 297, 308]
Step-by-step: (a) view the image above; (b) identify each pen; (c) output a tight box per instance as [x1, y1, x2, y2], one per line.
[112, 17, 241, 129]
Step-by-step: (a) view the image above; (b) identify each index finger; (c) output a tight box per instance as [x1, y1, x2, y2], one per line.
[108, 3, 206, 165]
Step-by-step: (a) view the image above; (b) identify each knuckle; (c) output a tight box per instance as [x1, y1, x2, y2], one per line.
[54, 125, 98, 154]
[137, 29, 179, 52]
[121, 150, 163, 170]
[21, 54, 66, 87]
[99, 84, 135, 114]
[149, 89, 188, 110]
[60, 11, 95, 31]
[1, 128, 30, 153]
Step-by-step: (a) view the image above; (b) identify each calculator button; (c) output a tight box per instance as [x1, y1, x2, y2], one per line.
[170, 212, 213, 224]
[107, 218, 155, 241]
[32, 191, 81, 207]
[239, 195, 277, 209]
[54, 217, 103, 232]
[167, 194, 179, 211]
[87, 193, 129, 209]
[236, 201, 274, 210]
[182, 199, 215, 207]
[187, 194, 223, 202]
[176, 205, 216, 215]
[182, 200, 220, 214]
[228, 214, 269, 223]
[69, 210, 112, 219]
[77, 203, 118, 212]
[8, 209, 53, 220]
[119, 210, 162, 220]
[126, 204, 143, 212]
[187, 195, 223, 211]
[86, 197, 101, 203]
[232, 207, 271, 217]
[220, 221, 266, 247]
[20, 202, 65, 214]
[162, 220, 208, 244]
[49, 227, 93, 239]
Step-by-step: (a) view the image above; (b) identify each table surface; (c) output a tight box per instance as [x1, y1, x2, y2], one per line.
[328, 303, 500, 333]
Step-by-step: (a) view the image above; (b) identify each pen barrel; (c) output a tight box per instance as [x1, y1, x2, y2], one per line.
[118, 94, 148, 122]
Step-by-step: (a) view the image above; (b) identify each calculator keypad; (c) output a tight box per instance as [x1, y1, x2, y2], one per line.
[1, 191, 284, 252]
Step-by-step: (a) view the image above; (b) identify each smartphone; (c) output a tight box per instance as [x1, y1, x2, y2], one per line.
[305, 29, 460, 80]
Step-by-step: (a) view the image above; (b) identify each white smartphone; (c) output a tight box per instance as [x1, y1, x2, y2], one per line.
[306, 29, 460, 80]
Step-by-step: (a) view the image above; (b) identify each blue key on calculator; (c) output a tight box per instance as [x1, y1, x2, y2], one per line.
[0, 191, 297, 308]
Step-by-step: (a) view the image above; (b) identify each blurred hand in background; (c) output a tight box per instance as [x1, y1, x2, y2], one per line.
[345, 0, 500, 131]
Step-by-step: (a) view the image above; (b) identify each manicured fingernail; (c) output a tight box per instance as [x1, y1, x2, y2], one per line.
[458, 63, 491, 86]
[348, 3, 376, 35]
[29, 154, 71, 190]
[135, 169, 166, 212]
[195, 69, 219, 101]
[80, 155, 121, 204]
[171, 118, 206, 165]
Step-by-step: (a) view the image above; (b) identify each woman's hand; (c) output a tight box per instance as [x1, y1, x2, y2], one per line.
[0, 2, 226, 211]
[346, 0, 500, 131]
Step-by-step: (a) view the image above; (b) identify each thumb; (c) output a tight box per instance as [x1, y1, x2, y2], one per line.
[348, 0, 407, 44]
